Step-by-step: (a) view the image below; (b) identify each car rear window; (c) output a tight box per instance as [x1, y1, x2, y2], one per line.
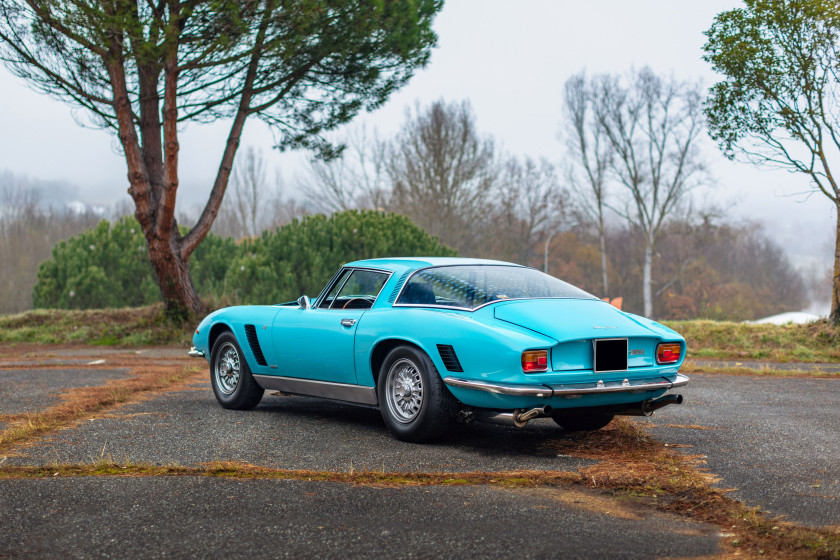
[396, 265, 595, 310]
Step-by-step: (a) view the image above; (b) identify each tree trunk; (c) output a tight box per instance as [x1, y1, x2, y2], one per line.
[599, 213, 609, 296]
[146, 232, 200, 319]
[831, 208, 840, 326]
[643, 240, 653, 318]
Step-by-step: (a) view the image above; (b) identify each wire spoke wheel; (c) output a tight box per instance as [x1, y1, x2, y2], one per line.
[214, 342, 241, 395]
[385, 358, 424, 423]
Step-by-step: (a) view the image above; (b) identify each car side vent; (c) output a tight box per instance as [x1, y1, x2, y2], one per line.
[436, 344, 463, 373]
[244, 324, 267, 366]
[388, 270, 413, 303]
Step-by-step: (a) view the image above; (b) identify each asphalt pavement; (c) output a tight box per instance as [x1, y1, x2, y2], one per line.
[644, 372, 840, 528]
[0, 477, 720, 559]
[0, 367, 129, 415]
[3, 346, 840, 558]
[4, 382, 595, 473]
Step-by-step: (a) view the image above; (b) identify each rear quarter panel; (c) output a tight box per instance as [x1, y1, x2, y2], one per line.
[354, 307, 557, 387]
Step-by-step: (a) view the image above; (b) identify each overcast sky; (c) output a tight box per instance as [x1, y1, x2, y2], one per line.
[0, 0, 835, 274]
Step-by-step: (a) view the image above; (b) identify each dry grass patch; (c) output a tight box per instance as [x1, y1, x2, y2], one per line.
[0, 462, 579, 489]
[0, 356, 203, 455]
[543, 418, 840, 559]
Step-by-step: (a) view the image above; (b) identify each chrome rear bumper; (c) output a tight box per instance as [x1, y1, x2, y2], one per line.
[188, 347, 205, 358]
[443, 373, 688, 398]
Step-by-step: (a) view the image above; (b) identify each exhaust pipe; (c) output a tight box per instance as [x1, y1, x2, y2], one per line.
[470, 394, 682, 426]
[619, 394, 683, 417]
[474, 406, 553, 428]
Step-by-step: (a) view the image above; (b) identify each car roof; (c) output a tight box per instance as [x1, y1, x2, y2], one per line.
[343, 257, 524, 274]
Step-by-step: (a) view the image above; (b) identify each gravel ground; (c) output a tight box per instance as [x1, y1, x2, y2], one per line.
[0, 477, 720, 559]
[644, 372, 840, 528]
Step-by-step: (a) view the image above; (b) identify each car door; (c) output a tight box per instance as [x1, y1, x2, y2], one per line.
[270, 268, 390, 384]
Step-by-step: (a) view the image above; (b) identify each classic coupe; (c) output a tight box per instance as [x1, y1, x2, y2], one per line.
[189, 257, 688, 442]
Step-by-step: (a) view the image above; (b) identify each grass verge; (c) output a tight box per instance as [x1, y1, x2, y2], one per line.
[666, 319, 840, 363]
[681, 360, 840, 378]
[0, 305, 192, 346]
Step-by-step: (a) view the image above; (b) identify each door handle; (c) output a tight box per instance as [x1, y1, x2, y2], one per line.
[340, 318, 356, 327]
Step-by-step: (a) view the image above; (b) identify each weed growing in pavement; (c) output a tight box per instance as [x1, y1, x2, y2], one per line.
[0, 361, 202, 455]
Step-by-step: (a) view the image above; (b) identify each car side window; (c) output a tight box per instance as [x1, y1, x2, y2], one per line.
[318, 269, 352, 309]
[331, 269, 389, 310]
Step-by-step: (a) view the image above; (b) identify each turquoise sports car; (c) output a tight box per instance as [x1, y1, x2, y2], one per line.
[189, 257, 688, 442]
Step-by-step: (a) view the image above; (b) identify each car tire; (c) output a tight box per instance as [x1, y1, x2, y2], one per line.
[210, 331, 264, 410]
[378, 345, 457, 443]
[552, 412, 614, 432]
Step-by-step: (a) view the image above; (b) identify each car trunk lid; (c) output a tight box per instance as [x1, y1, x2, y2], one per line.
[493, 298, 664, 374]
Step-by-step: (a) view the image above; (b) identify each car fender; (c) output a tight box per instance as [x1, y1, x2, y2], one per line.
[193, 305, 282, 374]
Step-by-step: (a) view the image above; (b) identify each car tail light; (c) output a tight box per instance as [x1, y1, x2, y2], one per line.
[656, 343, 681, 364]
[522, 350, 548, 373]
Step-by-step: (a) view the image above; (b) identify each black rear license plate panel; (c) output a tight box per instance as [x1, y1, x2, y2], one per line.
[594, 338, 628, 373]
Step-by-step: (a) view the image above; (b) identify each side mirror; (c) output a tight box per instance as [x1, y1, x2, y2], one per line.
[297, 295, 311, 310]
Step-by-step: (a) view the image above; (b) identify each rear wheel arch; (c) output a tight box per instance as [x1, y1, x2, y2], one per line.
[370, 339, 426, 387]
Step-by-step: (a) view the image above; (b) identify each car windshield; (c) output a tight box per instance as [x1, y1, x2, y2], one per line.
[396, 265, 596, 310]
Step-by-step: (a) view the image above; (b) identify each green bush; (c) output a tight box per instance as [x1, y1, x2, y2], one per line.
[32, 210, 455, 309]
[226, 210, 457, 304]
[33, 217, 235, 309]
[33, 218, 158, 309]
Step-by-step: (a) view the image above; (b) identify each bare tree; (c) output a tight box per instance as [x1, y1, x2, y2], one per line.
[211, 150, 305, 239]
[491, 156, 566, 265]
[0, 171, 100, 313]
[230, 147, 268, 239]
[563, 71, 613, 297]
[593, 68, 707, 317]
[297, 126, 389, 213]
[387, 100, 496, 255]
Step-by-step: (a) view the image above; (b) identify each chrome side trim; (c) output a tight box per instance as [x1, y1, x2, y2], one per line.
[443, 373, 689, 398]
[188, 347, 205, 358]
[253, 374, 378, 406]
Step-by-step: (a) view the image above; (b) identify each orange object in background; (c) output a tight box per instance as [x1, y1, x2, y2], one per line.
[601, 297, 623, 310]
